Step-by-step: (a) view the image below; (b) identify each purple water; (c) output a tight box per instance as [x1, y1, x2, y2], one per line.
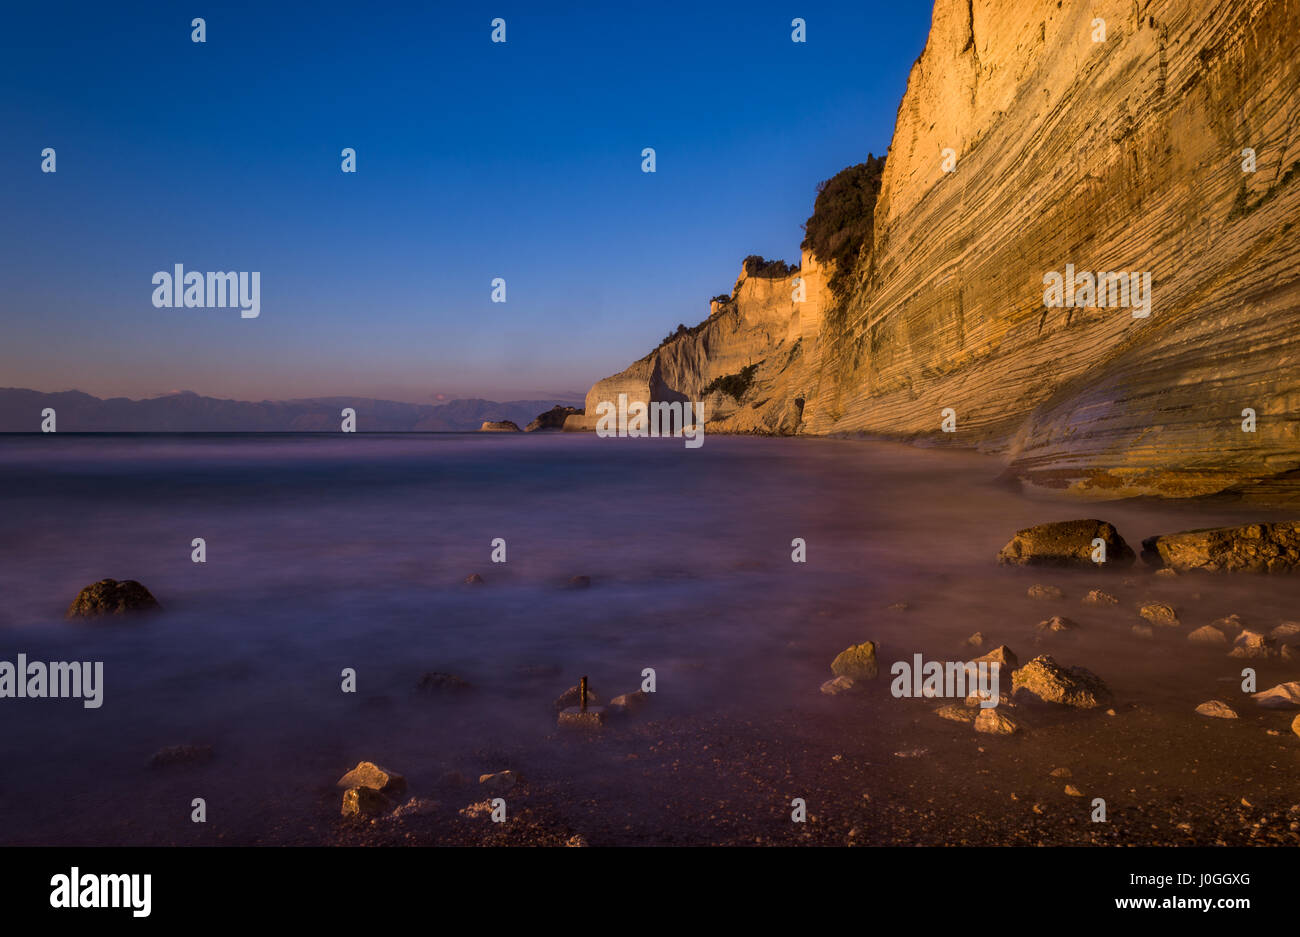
[1, 433, 1297, 844]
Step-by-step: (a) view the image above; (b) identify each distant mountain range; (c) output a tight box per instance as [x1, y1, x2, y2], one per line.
[0, 388, 582, 432]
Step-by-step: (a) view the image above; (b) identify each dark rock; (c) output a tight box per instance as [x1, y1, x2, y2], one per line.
[341, 787, 392, 818]
[1141, 521, 1300, 573]
[566, 575, 592, 589]
[67, 579, 160, 618]
[608, 689, 650, 714]
[463, 573, 485, 585]
[997, 520, 1136, 568]
[525, 405, 583, 432]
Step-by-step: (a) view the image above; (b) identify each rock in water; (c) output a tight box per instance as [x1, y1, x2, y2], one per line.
[972, 645, 1019, 670]
[1141, 522, 1300, 573]
[1082, 590, 1119, 606]
[553, 684, 601, 712]
[820, 675, 856, 696]
[66, 579, 160, 618]
[341, 787, 391, 818]
[336, 761, 407, 796]
[997, 520, 1135, 569]
[1250, 682, 1300, 709]
[1011, 656, 1112, 709]
[609, 689, 650, 713]
[1027, 584, 1065, 600]
[1139, 603, 1180, 627]
[831, 642, 879, 680]
[525, 405, 583, 432]
[974, 708, 1021, 735]
[479, 420, 522, 432]
[1035, 616, 1079, 633]
[1187, 625, 1229, 645]
[1228, 630, 1277, 659]
[1194, 700, 1238, 719]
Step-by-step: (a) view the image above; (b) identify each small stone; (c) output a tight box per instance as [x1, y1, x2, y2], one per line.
[337, 761, 407, 796]
[565, 834, 588, 847]
[609, 689, 650, 713]
[1028, 584, 1065, 600]
[973, 644, 1019, 670]
[67, 579, 160, 618]
[567, 575, 592, 589]
[463, 573, 485, 585]
[479, 770, 518, 794]
[341, 787, 392, 817]
[935, 703, 976, 723]
[1064, 785, 1084, 797]
[1271, 621, 1300, 639]
[820, 675, 857, 696]
[1292, 713, 1300, 738]
[886, 602, 910, 612]
[554, 684, 602, 711]
[1228, 629, 1277, 659]
[974, 708, 1021, 735]
[1194, 700, 1238, 719]
[1153, 568, 1179, 579]
[149, 744, 213, 768]
[1139, 603, 1180, 627]
[1049, 767, 1072, 778]
[391, 797, 439, 818]
[831, 641, 879, 680]
[558, 706, 607, 729]
[1188, 625, 1228, 645]
[1082, 589, 1119, 606]
[964, 632, 985, 647]
[1036, 615, 1079, 633]
[1032, 803, 1045, 814]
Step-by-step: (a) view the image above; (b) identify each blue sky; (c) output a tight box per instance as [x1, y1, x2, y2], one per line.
[0, 1, 933, 403]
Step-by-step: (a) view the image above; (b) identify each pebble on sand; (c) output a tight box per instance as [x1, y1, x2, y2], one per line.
[974, 708, 1021, 735]
[820, 675, 857, 696]
[1194, 700, 1238, 719]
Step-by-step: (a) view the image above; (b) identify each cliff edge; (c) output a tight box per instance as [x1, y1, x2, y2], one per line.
[576, 0, 1300, 499]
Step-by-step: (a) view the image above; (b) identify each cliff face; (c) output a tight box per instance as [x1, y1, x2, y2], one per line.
[578, 0, 1300, 498]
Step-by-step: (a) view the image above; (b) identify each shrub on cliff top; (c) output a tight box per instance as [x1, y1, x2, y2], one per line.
[742, 255, 797, 278]
[802, 154, 886, 295]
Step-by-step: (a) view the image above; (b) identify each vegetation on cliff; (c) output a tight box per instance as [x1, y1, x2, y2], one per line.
[702, 363, 759, 401]
[802, 154, 886, 295]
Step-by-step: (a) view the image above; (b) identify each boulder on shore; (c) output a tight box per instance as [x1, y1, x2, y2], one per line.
[67, 579, 160, 618]
[1011, 655, 1112, 709]
[336, 761, 407, 796]
[479, 420, 522, 432]
[1141, 521, 1300, 573]
[997, 520, 1135, 569]
[341, 787, 392, 818]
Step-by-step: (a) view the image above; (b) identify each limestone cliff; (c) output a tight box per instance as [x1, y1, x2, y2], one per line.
[577, 0, 1300, 499]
